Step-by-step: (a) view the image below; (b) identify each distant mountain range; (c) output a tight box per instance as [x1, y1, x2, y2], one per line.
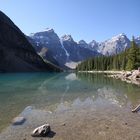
[28, 28, 100, 69]
[0, 11, 61, 72]
[28, 28, 140, 69]
[0, 10, 139, 71]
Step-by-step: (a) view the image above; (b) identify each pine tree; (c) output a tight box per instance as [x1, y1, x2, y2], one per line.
[126, 37, 137, 70]
[135, 47, 140, 68]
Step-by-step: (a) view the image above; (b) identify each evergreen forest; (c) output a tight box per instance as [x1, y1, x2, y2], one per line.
[76, 38, 140, 71]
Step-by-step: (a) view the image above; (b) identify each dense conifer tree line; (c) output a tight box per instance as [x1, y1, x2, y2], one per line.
[76, 38, 140, 71]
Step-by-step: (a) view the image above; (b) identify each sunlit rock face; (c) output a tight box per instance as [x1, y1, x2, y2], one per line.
[96, 34, 131, 56]
[29, 29, 140, 70]
[29, 28, 67, 67]
[29, 30, 100, 69]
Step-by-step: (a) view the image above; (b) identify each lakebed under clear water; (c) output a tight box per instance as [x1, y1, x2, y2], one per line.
[0, 72, 140, 140]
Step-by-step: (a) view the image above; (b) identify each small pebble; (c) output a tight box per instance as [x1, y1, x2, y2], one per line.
[106, 126, 109, 129]
[62, 123, 66, 126]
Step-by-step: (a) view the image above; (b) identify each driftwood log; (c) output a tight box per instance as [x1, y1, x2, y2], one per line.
[132, 104, 140, 113]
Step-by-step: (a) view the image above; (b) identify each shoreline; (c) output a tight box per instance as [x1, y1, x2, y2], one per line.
[78, 70, 129, 74]
[78, 70, 140, 86]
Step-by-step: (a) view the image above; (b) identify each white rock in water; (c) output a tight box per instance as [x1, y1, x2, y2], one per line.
[12, 117, 26, 125]
[31, 123, 51, 137]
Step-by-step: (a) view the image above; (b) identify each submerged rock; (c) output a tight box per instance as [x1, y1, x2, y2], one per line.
[31, 123, 51, 137]
[12, 117, 26, 125]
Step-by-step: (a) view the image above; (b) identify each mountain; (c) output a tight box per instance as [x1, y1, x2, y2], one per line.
[29, 28, 67, 68]
[77, 38, 140, 71]
[88, 40, 99, 51]
[29, 29, 100, 69]
[0, 11, 61, 72]
[90, 34, 131, 56]
[135, 36, 140, 45]
[90, 34, 140, 56]
[28, 28, 140, 70]
[61, 35, 100, 62]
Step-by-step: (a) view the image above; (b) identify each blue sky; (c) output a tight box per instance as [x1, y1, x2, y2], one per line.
[0, 0, 140, 42]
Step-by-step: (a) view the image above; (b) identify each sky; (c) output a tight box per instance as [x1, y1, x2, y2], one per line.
[0, 0, 140, 42]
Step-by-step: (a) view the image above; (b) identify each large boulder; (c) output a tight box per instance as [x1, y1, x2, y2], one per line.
[31, 123, 51, 137]
[129, 70, 140, 80]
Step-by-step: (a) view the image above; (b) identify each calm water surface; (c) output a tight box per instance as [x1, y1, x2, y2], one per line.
[0, 72, 140, 132]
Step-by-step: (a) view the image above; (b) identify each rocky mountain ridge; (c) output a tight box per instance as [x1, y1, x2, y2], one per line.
[29, 29, 140, 69]
[29, 29, 100, 69]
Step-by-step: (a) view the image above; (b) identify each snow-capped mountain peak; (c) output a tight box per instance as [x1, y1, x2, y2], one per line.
[88, 40, 99, 51]
[61, 34, 74, 42]
[89, 40, 98, 47]
[135, 36, 140, 45]
[28, 28, 140, 69]
[110, 33, 127, 42]
[43, 28, 54, 33]
[30, 28, 55, 38]
[99, 33, 130, 55]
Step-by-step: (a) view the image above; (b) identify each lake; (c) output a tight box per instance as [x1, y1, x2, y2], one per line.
[0, 72, 140, 139]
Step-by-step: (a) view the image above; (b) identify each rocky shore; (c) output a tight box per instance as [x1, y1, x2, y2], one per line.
[108, 70, 140, 86]
[79, 70, 140, 86]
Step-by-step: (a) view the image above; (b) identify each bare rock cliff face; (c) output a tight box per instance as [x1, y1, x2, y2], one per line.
[0, 11, 60, 72]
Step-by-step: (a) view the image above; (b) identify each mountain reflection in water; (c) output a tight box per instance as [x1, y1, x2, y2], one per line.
[0, 72, 140, 132]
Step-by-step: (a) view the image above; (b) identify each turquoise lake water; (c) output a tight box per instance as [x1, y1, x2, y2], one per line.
[0, 72, 140, 132]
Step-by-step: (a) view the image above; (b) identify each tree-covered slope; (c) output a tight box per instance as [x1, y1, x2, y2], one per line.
[76, 38, 140, 71]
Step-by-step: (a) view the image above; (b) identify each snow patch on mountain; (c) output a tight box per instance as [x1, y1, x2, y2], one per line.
[89, 40, 99, 52]
[28, 28, 140, 69]
[135, 36, 140, 45]
[61, 35, 74, 42]
[60, 38, 70, 58]
[43, 28, 54, 32]
[98, 33, 130, 55]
